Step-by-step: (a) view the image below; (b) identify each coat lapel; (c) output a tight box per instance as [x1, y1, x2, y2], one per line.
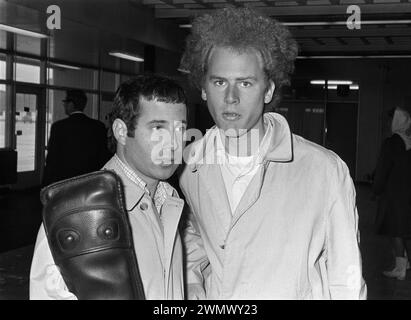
[198, 164, 233, 235]
[161, 197, 184, 297]
[230, 164, 267, 229]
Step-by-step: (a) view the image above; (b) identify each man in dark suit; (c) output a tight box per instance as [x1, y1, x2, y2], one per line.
[43, 89, 110, 186]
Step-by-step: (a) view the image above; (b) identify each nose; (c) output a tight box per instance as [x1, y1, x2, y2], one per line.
[164, 130, 181, 154]
[170, 131, 179, 151]
[224, 84, 239, 105]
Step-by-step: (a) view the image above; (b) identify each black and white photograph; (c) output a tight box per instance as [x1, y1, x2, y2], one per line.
[0, 0, 411, 304]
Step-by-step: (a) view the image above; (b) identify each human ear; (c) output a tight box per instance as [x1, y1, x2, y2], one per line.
[264, 81, 275, 104]
[201, 89, 207, 101]
[112, 119, 128, 146]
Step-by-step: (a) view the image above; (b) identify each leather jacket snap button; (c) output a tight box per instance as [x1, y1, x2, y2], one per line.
[139, 202, 148, 211]
[104, 228, 113, 238]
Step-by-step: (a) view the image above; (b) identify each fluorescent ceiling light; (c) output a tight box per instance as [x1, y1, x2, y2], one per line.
[180, 20, 411, 28]
[0, 24, 48, 38]
[311, 80, 353, 85]
[299, 55, 411, 59]
[48, 62, 81, 70]
[326, 85, 359, 90]
[109, 52, 144, 62]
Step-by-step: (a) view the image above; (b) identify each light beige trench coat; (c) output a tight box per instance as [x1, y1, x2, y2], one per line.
[30, 156, 185, 300]
[180, 112, 367, 300]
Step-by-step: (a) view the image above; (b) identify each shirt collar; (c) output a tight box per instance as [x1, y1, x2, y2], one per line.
[113, 154, 174, 212]
[186, 112, 293, 171]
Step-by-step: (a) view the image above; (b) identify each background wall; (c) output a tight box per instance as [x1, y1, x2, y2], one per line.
[292, 58, 411, 182]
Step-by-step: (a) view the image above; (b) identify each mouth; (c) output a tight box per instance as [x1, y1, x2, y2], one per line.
[222, 112, 241, 121]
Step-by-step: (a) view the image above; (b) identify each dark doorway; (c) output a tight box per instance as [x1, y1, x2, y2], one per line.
[325, 102, 358, 178]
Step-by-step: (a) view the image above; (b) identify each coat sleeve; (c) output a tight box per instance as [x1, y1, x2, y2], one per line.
[43, 124, 59, 186]
[325, 159, 367, 300]
[182, 208, 211, 299]
[29, 224, 77, 300]
[179, 173, 210, 300]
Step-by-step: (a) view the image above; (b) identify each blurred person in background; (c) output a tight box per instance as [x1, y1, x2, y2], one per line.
[373, 98, 411, 280]
[43, 89, 110, 186]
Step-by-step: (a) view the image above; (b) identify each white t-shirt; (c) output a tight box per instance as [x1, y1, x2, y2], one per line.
[215, 118, 272, 214]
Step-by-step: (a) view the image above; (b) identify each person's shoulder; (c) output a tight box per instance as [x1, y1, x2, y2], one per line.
[292, 134, 352, 178]
[50, 117, 70, 131]
[78, 115, 106, 130]
[88, 117, 106, 128]
[293, 134, 342, 166]
[292, 135, 352, 187]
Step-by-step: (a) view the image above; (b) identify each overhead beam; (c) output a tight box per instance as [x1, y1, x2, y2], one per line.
[155, 3, 411, 18]
[300, 43, 411, 52]
[289, 26, 411, 38]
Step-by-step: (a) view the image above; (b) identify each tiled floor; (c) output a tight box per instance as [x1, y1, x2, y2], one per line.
[0, 245, 33, 300]
[0, 184, 411, 299]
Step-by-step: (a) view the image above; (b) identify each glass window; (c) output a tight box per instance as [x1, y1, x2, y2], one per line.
[100, 92, 115, 128]
[15, 34, 41, 56]
[101, 71, 120, 93]
[47, 64, 97, 90]
[15, 92, 37, 171]
[46, 89, 100, 146]
[14, 57, 40, 84]
[0, 54, 5, 80]
[0, 84, 7, 148]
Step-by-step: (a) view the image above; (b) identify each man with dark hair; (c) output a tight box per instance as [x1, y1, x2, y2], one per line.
[30, 75, 187, 299]
[43, 89, 110, 186]
[179, 8, 366, 299]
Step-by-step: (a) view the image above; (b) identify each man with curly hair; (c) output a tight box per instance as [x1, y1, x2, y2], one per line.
[30, 75, 187, 299]
[179, 8, 366, 299]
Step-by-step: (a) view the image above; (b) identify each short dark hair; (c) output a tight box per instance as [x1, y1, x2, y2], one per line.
[65, 89, 88, 111]
[108, 74, 187, 147]
[180, 8, 298, 107]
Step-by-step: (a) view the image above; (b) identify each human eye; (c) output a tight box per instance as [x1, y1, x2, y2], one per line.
[240, 81, 252, 88]
[152, 124, 166, 132]
[214, 79, 225, 87]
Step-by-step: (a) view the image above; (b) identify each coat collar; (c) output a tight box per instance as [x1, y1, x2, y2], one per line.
[103, 156, 184, 280]
[186, 112, 294, 172]
[103, 156, 182, 211]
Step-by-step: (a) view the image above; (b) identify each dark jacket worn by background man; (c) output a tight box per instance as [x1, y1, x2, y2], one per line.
[43, 112, 110, 186]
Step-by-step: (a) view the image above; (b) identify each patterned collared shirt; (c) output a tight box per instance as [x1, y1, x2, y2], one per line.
[113, 154, 174, 214]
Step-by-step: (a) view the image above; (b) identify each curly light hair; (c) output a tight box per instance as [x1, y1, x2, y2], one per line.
[180, 7, 298, 106]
